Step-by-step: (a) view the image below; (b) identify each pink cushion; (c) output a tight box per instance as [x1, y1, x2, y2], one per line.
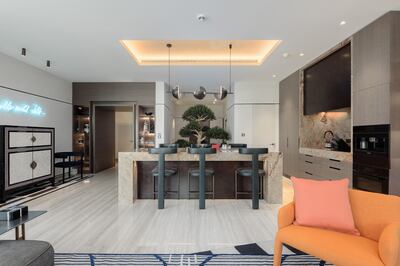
[291, 177, 360, 235]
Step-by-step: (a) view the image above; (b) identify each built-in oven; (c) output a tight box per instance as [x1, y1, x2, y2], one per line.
[353, 124, 390, 194]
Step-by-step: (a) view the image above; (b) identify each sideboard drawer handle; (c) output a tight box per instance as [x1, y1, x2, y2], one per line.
[305, 160, 313, 164]
[329, 166, 340, 171]
[329, 158, 340, 162]
[31, 136, 37, 143]
[305, 171, 313, 175]
[30, 161, 37, 169]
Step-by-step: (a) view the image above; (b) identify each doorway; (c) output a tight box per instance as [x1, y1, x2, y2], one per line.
[91, 102, 136, 173]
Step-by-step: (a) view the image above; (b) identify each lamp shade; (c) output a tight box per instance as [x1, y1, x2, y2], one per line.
[193, 86, 207, 100]
[172, 85, 183, 99]
[214, 86, 228, 100]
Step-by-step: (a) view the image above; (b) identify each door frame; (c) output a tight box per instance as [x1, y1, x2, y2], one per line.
[90, 101, 136, 173]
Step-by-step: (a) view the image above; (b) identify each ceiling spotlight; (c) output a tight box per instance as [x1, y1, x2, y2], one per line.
[340, 21, 347, 26]
[272, 74, 277, 78]
[214, 86, 228, 101]
[46, 60, 51, 68]
[172, 85, 183, 100]
[21, 48, 26, 56]
[197, 14, 206, 22]
[299, 53, 305, 57]
[193, 86, 207, 100]
[282, 52, 290, 58]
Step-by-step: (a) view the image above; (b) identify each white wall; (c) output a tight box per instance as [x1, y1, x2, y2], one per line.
[155, 81, 175, 146]
[0, 52, 72, 152]
[225, 81, 279, 151]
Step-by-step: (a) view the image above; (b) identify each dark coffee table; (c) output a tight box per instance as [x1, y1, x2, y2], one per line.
[0, 211, 46, 240]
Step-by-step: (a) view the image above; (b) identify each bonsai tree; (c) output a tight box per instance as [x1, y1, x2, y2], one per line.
[206, 126, 230, 144]
[179, 104, 230, 144]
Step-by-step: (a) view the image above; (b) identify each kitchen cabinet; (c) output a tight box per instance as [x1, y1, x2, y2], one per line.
[279, 71, 300, 177]
[298, 153, 352, 184]
[0, 126, 55, 202]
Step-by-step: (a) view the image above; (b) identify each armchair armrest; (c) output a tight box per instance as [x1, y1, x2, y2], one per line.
[379, 223, 400, 266]
[278, 201, 295, 229]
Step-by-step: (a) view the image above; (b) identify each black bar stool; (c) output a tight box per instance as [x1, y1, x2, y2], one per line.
[148, 147, 178, 209]
[188, 147, 216, 209]
[238, 148, 268, 209]
[188, 168, 215, 200]
[235, 168, 265, 199]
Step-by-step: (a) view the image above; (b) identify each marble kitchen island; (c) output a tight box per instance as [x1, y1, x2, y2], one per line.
[118, 150, 283, 204]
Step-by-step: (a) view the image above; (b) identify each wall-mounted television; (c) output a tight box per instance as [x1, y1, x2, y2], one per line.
[303, 43, 351, 115]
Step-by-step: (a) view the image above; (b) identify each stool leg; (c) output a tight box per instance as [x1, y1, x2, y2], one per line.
[158, 154, 165, 209]
[252, 154, 259, 209]
[177, 170, 180, 200]
[212, 174, 215, 200]
[188, 171, 191, 200]
[153, 175, 156, 200]
[234, 170, 238, 199]
[199, 154, 205, 209]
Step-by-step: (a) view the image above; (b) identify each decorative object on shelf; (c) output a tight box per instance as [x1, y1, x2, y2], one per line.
[179, 104, 230, 145]
[143, 119, 149, 133]
[193, 86, 207, 100]
[167, 43, 234, 101]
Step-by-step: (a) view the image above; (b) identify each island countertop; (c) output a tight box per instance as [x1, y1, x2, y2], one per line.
[118, 150, 277, 161]
[118, 150, 283, 204]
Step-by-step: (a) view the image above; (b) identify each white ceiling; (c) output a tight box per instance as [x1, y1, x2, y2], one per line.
[0, 0, 399, 92]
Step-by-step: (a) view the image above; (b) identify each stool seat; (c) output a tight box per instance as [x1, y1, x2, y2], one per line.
[151, 168, 177, 177]
[189, 169, 215, 177]
[237, 168, 265, 177]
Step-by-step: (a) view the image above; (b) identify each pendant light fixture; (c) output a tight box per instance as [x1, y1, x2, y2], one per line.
[193, 86, 207, 100]
[214, 44, 232, 101]
[167, 43, 183, 100]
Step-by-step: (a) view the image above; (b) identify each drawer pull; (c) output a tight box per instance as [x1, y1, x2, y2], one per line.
[305, 154, 313, 157]
[305, 171, 313, 175]
[329, 166, 341, 171]
[31, 136, 37, 143]
[30, 161, 37, 169]
[305, 160, 313, 164]
[329, 158, 340, 162]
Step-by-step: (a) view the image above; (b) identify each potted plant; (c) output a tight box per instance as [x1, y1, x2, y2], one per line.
[179, 104, 230, 145]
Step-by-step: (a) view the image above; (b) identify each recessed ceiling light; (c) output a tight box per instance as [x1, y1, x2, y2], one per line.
[299, 53, 305, 57]
[340, 21, 347, 26]
[197, 14, 206, 22]
[282, 52, 290, 58]
[272, 74, 277, 78]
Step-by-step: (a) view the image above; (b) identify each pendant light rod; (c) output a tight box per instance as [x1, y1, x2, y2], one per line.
[167, 43, 172, 92]
[229, 43, 232, 94]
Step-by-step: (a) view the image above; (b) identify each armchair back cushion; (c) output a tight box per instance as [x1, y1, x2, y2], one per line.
[349, 189, 400, 241]
[291, 177, 359, 235]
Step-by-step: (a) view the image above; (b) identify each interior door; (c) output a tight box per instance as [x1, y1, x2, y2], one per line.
[94, 106, 116, 173]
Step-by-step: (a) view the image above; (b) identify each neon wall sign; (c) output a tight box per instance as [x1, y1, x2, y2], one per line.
[0, 99, 46, 116]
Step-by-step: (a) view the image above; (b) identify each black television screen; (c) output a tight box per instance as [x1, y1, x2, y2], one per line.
[303, 43, 351, 115]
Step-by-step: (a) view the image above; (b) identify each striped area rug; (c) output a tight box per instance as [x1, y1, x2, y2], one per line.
[55, 253, 333, 265]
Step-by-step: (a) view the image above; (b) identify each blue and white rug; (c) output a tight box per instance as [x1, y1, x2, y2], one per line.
[55, 243, 332, 265]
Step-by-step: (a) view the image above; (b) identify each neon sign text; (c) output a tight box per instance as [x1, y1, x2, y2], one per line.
[0, 99, 46, 116]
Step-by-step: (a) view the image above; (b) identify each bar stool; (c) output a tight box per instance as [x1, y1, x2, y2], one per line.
[187, 146, 216, 209]
[148, 146, 178, 209]
[238, 148, 268, 209]
[235, 168, 265, 199]
[188, 168, 215, 200]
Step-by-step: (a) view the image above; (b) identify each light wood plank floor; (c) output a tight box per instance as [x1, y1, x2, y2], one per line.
[0, 168, 292, 253]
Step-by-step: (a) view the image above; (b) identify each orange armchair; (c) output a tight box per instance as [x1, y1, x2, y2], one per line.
[274, 189, 400, 266]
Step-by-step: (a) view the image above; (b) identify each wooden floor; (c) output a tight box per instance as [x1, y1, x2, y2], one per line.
[0, 168, 292, 253]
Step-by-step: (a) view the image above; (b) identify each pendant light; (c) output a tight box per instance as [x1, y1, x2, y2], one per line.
[167, 43, 183, 100]
[214, 44, 232, 101]
[193, 86, 207, 100]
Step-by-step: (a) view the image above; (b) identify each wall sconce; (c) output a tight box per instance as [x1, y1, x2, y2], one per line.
[320, 112, 328, 123]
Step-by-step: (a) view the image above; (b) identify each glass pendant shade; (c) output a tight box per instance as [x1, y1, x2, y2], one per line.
[172, 85, 183, 99]
[214, 86, 228, 100]
[193, 86, 207, 100]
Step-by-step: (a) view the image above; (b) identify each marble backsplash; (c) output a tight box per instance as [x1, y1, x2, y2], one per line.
[300, 108, 351, 149]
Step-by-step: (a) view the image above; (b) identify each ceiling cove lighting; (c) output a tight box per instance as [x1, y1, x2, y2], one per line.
[167, 43, 232, 101]
[120, 40, 281, 66]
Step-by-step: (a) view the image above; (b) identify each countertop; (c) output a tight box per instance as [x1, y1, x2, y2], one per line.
[299, 147, 352, 162]
[118, 150, 280, 162]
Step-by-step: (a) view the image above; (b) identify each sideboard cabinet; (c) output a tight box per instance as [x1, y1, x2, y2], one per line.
[0, 126, 55, 202]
